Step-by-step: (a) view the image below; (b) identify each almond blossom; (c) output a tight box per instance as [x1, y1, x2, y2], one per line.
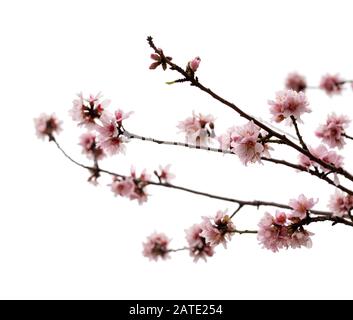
[69, 92, 110, 128]
[319, 74, 344, 95]
[96, 111, 130, 155]
[185, 224, 215, 262]
[111, 168, 150, 205]
[328, 191, 353, 217]
[226, 121, 271, 165]
[285, 72, 307, 92]
[79, 132, 105, 160]
[34, 113, 62, 140]
[156, 164, 175, 183]
[315, 113, 350, 149]
[177, 112, 216, 146]
[143, 232, 171, 261]
[257, 211, 314, 252]
[110, 178, 135, 198]
[200, 210, 235, 248]
[289, 194, 317, 220]
[268, 89, 311, 123]
[298, 144, 344, 171]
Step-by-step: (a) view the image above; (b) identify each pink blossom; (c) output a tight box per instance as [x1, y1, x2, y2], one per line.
[115, 109, 133, 126]
[289, 230, 314, 249]
[187, 56, 201, 73]
[285, 72, 307, 92]
[319, 74, 344, 96]
[315, 113, 350, 149]
[218, 126, 237, 151]
[200, 210, 235, 248]
[129, 167, 150, 204]
[257, 212, 289, 252]
[298, 144, 344, 171]
[268, 90, 311, 123]
[328, 191, 353, 217]
[96, 111, 128, 155]
[149, 49, 172, 70]
[79, 132, 105, 160]
[185, 224, 215, 262]
[34, 113, 62, 140]
[274, 211, 287, 225]
[157, 164, 175, 183]
[111, 178, 135, 197]
[69, 92, 110, 128]
[289, 194, 317, 220]
[110, 168, 150, 205]
[143, 232, 171, 261]
[177, 112, 216, 146]
[257, 211, 314, 252]
[229, 121, 271, 165]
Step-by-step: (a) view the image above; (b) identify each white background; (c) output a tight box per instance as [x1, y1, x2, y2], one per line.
[1, 0, 353, 299]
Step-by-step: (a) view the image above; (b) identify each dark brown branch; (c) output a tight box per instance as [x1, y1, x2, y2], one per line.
[291, 116, 308, 151]
[230, 204, 244, 219]
[262, 157, 353, 195]
[343, 133, 353, 141]
[293, 215, 353, 228]
[51, 137, 337, 217]
[233, 229, 258, 235]
[124, 130, 353, 195]
[147, 36, 353, 183]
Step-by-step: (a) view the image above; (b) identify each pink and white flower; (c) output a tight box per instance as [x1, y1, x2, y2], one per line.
[200, 210, 235, 248]
[70, 92, 110, 128]
[319, 74, 344, 96]
[79, 132, 105, 160]
[177, 112, 216, 146]
[289, 194, 317, 220]
[285, 72, 307, 92]
[257, 211, 314, 252]
[96, 111, 129, 155]
[185, 224, 215, 262]
[328, 191, 353, 217]
[110, 168, 150, 205]
[111, 178, 135, 198]
[268, 89, 311, 123]
[218, 126, 237, 151]
[298, 144, 344, 171]
[115, 109, 133, 126]
[315, 113, 350, 149]
[289, 230, 314, 249]
[228, 121, 271, 165]
[143, 232, 171, 261]
[156, 164, 175, 183]
[257, 212, 289, 252]
[34, 113, 62, 140]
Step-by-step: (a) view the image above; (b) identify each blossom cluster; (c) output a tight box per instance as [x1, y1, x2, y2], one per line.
[286, 72, 352, 95]
[34, 46, 353, 262]
[315, 113, 350, 149]
[143, 210, 235, 262]
[218, 121, 271, 165]
[177, 112, 215, 146]
[258, 194, 316, 252]
[268, 89, 311, 124]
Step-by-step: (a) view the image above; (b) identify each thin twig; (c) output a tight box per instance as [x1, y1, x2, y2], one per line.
[123, 130, 353, 195]
[343, 133, 353, 141]
[147, 36, 353, 183]
[51, 138, 337, 217]
[291, 116, 308, 150]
